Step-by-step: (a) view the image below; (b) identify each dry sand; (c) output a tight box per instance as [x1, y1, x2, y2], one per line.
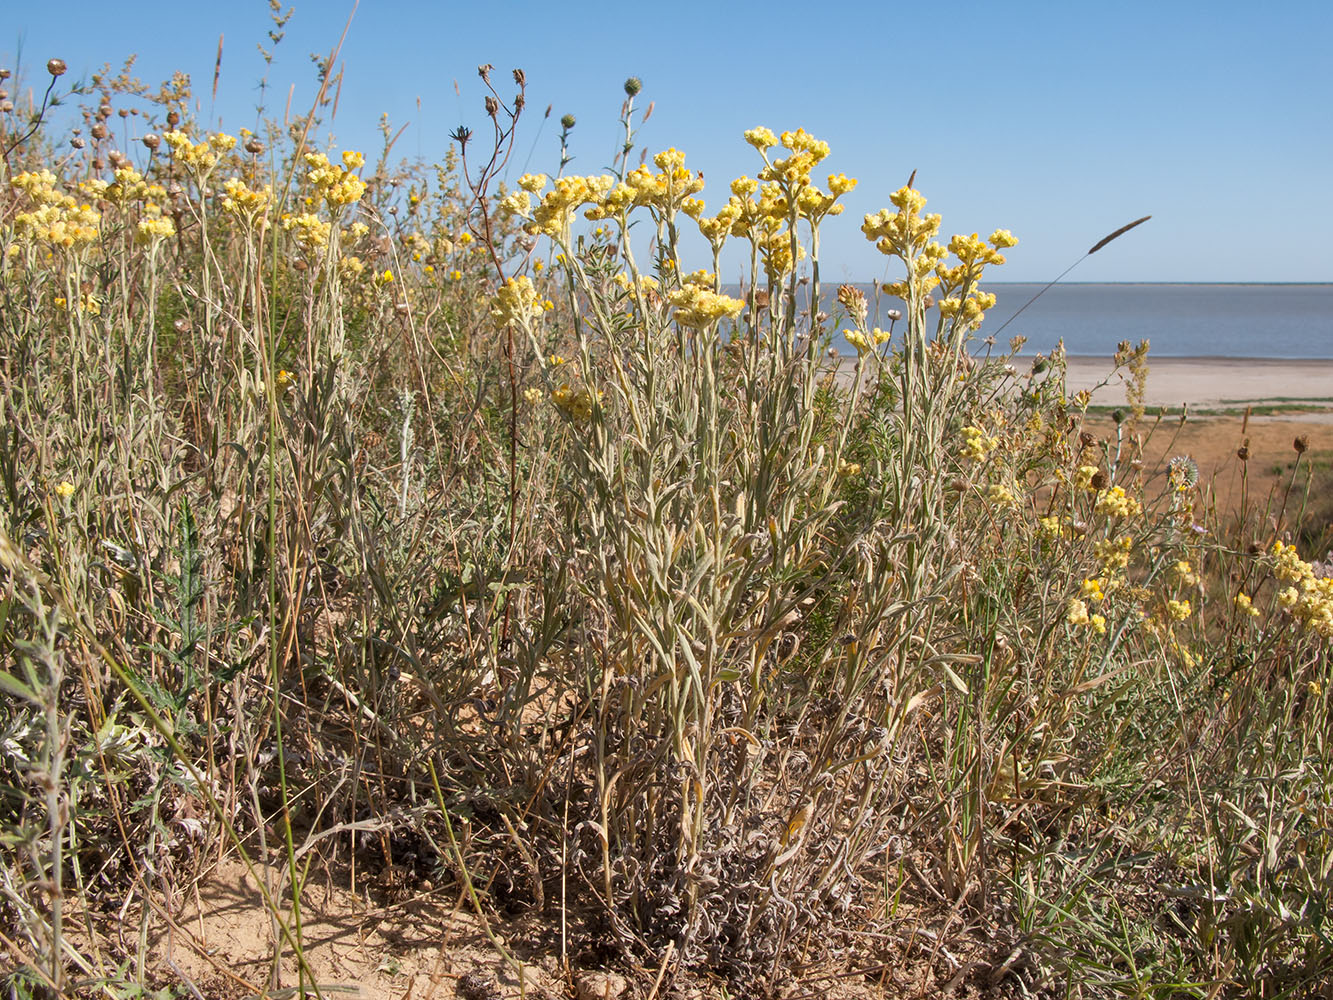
[1063, 356, 1333, 412]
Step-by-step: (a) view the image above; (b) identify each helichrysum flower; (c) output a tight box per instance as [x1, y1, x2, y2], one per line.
[843, 328, 890, 354]
[490, 275, 543, 327]
[1234, 593, 1259, 617]
[1094, 485, 1143, 519]
[1170, 560, 1198, 586]
[958, 425, 998, 463]
[1267, 542, 1333, 638]
[551, 384, 600, 423]
[53, 480, 76, 498]
[135, 216, 176, 245]
[1081, 578, 1106, 602]
[744, 126, 778, 150]
[282, 212, 332, 251]
[1066, 598, 1107, 634]
[1094, 536, 1133, 573]
[667, 285, 744, 329]
[1166, 599, 1192, 621]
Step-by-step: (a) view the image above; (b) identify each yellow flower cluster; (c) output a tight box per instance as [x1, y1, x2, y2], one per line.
[666, 283, 744, 329]
[844, 327, 891, 354]
[987, 483, 1021, 508]
[1234, 592, 1260, 618]
[53, 480, 77, 499]
[551, 384, 600, 423]
[613, 272, 661, 297]
[1094, 485, 1143, 519]
[1037, 515, 1068, 541]
[222, 177, 274, 226]
[862, 187, 944, 279]
[1093, 536, 1133, 573]
[135, 212, 176, 246]
[163, 131, 235, 173]
[302, 151, 367, 209]
[1081, 577, 1106, 602]
[54, 292, 101, 316]
[282, 212, 332, 252]
[1170, 559, 1198, 587]
[524, 174, 616, 242]
[1074, 465, 1101, 490]
[1166, 599, 1192, 621]
[490, 275, 544, 327]
[1066, 598, 1107, 635]
[1270, 541, 1333, 638]
[11, 170, 101, 250]
[959, 425, 998, 463]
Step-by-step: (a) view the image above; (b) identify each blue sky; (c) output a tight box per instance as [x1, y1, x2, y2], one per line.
[5, 0, 1331, 282]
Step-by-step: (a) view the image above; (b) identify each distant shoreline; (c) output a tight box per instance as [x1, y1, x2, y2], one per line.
[833, 355, 1333, 412]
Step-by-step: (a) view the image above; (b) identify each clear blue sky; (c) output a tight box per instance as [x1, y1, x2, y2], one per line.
[6, 0, 1331, 282]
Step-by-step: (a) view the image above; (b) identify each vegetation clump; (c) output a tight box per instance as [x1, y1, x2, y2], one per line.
[0, 43, 1329, 1000]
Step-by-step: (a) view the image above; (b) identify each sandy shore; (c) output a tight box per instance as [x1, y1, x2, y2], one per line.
[836, 355, 1333, 415]
[1062, 356, 1333, 411]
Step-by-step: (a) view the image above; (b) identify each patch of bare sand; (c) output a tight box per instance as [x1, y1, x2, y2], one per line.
[1064, 356, 1333, 412]
[98, 859, 556, 1000]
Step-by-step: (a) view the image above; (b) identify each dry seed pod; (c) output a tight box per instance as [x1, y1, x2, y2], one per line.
[91, 123, 107, 140]
[142, 133, 160, 150]
[47, 58, 67, 77]
[166, 110, 180, 127]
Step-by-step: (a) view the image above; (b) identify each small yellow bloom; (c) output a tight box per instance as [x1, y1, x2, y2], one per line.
[53, 480, 76, 498]
[1166, 599, 1191, 621]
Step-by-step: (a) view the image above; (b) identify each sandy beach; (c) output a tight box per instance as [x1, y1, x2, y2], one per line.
[1063, 356, 1333, 411]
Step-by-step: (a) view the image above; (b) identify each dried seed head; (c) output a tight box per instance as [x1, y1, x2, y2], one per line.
[1080, 431, 1095, 448]
[1294, 435, 1309, 454]
[1236, 445, 1249, 461]
[91, 157, 105, 170]
[1090, 470, 1108, 490]
[245, 137, 263, 154]
[623, 77, 642, 97]
[47, 58, 67, 77]
[477, 63, 493, 81]
[71, 136, 85, 149]
[0, 69, 10, 80]
[91, 123, 107, 140]
[484, 95, 499, 117]
[886, 308, 902, 321]
[118, 108, 129, 118]
[512, 68, 525, 87]
[142, 132, 160, 150]
[1, 100, 13, 113]
[166, 110, 180, 127]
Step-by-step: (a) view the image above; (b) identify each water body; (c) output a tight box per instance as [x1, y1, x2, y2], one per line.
[814, 283, 1333, 359]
